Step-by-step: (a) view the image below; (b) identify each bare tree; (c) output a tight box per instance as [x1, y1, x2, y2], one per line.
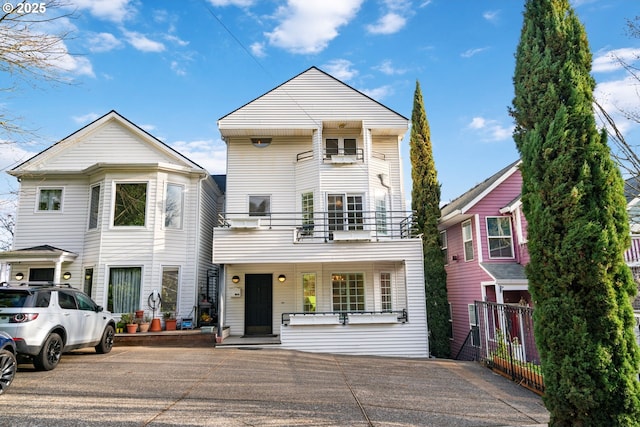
[594, 16, 640, 226]
[0, 0, 75, 141]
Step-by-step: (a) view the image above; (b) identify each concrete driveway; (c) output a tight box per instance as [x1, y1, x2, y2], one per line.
[0, 346, 549, 426]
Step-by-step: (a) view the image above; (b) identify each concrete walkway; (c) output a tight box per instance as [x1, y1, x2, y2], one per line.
[1, 346, 549, 426]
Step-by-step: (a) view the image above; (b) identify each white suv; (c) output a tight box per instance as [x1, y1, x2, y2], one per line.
[0, 283, 116, 371]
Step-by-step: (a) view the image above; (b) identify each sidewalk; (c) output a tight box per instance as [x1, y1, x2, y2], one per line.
[1, 346, 549, 426]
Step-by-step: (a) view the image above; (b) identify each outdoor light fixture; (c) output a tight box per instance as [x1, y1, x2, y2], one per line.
[63, 272, 72, 280]
[251, 137, 271, 148]
[278, 274, 286, 283]
[15, 272, 24, 281]
[232, 275, 240, 284]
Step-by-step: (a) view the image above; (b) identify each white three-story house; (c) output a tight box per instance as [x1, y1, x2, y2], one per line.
[213, 67, 428, 357]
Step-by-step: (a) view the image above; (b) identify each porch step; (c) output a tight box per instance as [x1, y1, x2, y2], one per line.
[114, 329, 216, 348]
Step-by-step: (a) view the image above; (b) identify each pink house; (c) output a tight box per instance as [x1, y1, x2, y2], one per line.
[439, 160, 530, 357]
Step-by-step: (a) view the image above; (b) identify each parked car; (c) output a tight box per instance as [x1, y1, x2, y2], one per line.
[0, 283, 116, 371]
[0, 331, 16, 395]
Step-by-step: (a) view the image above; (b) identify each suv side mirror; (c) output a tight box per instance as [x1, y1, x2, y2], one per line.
[96, 305, 104, 313]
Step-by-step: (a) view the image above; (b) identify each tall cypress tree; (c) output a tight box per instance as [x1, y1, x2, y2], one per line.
[410, 80, 450, 358]
[511, 1, 640, 425]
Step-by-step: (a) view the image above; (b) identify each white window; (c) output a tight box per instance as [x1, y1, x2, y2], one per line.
[462, 220, 474, 261]
[249, 195, 270, 216]
[376, 197, 387, 234]
[108, 267, 141, 314]
[302, 273, 316, 313]
[332, 273, 364, 311]
[113, 183, 147, 227]
[324, 138, 358, 158]
[301, 192, 314, 236]
[37, 188, 62, 212]
[486, 217, 514, 258]
[380, 272, 391, 311]
[328, 194, 363, 231]
[440, 230, 448, 264]
[88, 185, 100, 229]
[161, 266, 179, 313]
[165, 183, 184, 229]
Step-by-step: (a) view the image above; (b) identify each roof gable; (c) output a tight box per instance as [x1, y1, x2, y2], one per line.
[440, 160, 521, 226]
[10, 110, 205, 175]
[218, 66, 408, 137]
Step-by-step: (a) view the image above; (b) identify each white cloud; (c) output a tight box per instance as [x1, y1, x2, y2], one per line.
[170, 139, 227, 174]
[483, 10, 500, 23]
[366, 12, 406, 35]
[266, 0, 363, 54]
[361, 85, 393, 101]
[322, 59, 358, 81]
[122, 30, 165, 52]
[468, 116, 513, 142]
[592, 48, 640, 73]
[374, 59, 406, 75]
[164, 34, 189, 47]
[461, 47, 490, 58]
[207, 0, 255, 6]
[72, 0, 136, 24]
[250, 42, 266, 58]
[88, 33, 123, 53]
[595, 76, 640, 134]
[72, 113, 101, 124]
[171, 61, 187, 76]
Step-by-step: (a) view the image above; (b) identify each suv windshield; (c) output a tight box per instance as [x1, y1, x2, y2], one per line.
[0, 290, 51, 308]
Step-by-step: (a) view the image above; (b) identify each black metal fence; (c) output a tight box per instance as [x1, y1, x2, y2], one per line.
[473, 301, 544, 395]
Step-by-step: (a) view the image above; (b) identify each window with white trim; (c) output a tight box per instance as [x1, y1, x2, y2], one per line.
[302, 273, 316, 313]
[325, 138, 358, 158]
[332, 273, 364, 311]
[328, 194, 363, 231]
[113, 183, 147, 227]
[462, 220, 474, 261]
[88, 185, 100, 229]
[37, 188, 62, 211]
[165, 183, 184, 229]
[301, 192, 314, 236]
[161, 266, 179, 313]
[249, 195, 270, 216]
[440, 230, 448, 264]
[486, 217, 514, 258]
[376, 197, 387, 234]
[380, 272, 391, 311]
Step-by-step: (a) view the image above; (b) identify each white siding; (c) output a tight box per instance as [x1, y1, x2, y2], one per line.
[219, 67, 408, 135]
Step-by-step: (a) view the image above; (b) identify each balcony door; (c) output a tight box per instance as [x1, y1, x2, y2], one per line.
[244, 274, 273, 336]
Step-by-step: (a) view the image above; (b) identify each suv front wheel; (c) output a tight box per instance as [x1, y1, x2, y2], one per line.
[95, 325, 115, 354]
[0, 349, 17, 395]
[34, 333, 63, 371]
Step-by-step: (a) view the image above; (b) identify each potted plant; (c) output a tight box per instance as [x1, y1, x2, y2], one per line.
[163, 311, 177, 331]
[138, 315, 151, 333]
[121, 313, 138, 334]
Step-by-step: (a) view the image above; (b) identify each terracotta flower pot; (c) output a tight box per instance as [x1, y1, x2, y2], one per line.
[138, 322, 150, 333]
[164, 319, 177, 331]
[126, 323, 138, 334]
[149, 318, 162, 332]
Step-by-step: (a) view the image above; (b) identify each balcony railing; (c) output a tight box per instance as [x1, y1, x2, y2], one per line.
[295, 149, 386, 162]
[218, 210, 419, 241]
[625, 234, 640, 265]
[281, 309, 408, 326]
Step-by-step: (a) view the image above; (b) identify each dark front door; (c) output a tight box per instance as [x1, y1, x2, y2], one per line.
[244, 274, 273, 336]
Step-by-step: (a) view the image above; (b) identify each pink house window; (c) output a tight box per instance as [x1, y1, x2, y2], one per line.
[486, 217, 514, 258]
[462, 220, 474, 261]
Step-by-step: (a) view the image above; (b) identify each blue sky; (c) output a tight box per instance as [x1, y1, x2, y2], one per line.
[0, 0, 638, 213]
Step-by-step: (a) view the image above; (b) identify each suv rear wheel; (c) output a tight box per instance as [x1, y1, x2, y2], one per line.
[95, 325, 115, 354]
[34, 333, 63, 371]
[0, 349, 17, 395]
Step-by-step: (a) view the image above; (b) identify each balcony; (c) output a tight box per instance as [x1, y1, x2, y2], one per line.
[281, 309, 408, 326]
[218, 210, 418, 242]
